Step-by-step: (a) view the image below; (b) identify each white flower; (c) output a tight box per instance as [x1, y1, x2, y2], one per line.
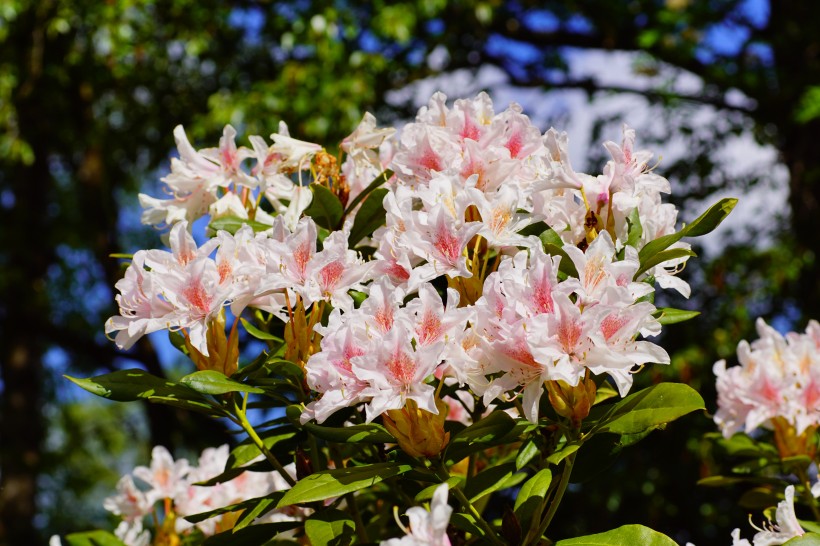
[751, 485, 805, 545]
[381, 484, 452, 546]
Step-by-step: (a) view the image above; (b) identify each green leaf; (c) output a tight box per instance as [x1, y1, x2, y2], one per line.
[343, 169, 392, 216]
[208, 215, 272, 235]
[638, 198, 737, 265]
[302, 421, 395, 444]
[277, 462, 412, 507]
[65, 369, 197, 401]
[463, 462, 526, 503]
[240, 318, 283, 342]
[596, 383, 705, 436]
[179, 370, 264, 395]
[654, 308, 700, 325]
[514, 468, 552, 527]
[515, 437, 540, 470]
[634, 247, 696, 278]
[348, 187, 388, 246]
[415, 477, 464, 501]
[64, 531, 126, 546]
[445, 411, 533, 464]
[449, 513, 485, 537]
[227, 428, 300, 470]
[305, 509, 356, 546]
[65, 369, 223, 416]
[799, 521, 820, 535]
[304, 184, 344, 230]
[785, 534, 820, 545]
[543, 243, 579, 278]
[626, 208, 643, 249]
[546, 443, 581, 465]
[184, 492, 284, 524]
[555, 524, 678, 545]
[517, 221, 548, 238]
[202, 521, 301, 546]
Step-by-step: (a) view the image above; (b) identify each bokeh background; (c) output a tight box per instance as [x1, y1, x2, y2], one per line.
[1, 1, 818, 544]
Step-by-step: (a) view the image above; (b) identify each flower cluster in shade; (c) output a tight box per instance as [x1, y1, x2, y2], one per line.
[713, 318, 820, 437]
[110, 91, 692, 425]
[101, 445, 299, 545]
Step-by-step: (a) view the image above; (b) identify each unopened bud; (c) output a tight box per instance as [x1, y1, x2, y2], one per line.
[546, 377, 597, 427]
[772, 417, 817, 459]
[184, 311, 239, 376]
[383, 398, 450, 458]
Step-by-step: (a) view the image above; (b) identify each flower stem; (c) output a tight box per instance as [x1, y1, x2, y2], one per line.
[528, 450, 577, 545]
[234, 395, 296, 487]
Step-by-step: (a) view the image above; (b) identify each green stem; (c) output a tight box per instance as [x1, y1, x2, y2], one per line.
[234, 395, 296, 487]
[436, 465, 504, 546]
[347, 491, 370, 544]
[329, 445, 370, 543]
[528, 451, 576, 545]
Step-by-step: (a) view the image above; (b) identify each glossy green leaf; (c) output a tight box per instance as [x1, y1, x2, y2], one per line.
[654, 308, 700, 325]
[514, 468, 552, 527]
[240, 318, 283, 342]
[65, 369, 197, 402]
[415, 477, 464, 501]
[543, 243, 579, 278]
[227, 428, 300, 469]
[202, 521, 301, 545]
[515, 437, 540, 470]
[546, 443, 581, 465]
[626, 208, 643, 249]
[277, 462, 412, 507]
[65, 369, 222, 416]
[463, 462, 526, 503]
[304, 509, 356, 546]
[348, 187, 388, 246]
[64, 531, 126, 546]
[304, 184, 344, 230]
[635, 247, 696, 278]
[638, 198, 737, 264]
[449, 513, 485, 537]
[343, 169, 392, 216]
[445, 411, 533, 464]
[179, 370, 264, 395]
[184, 492, 284, 524]
[784, 534, 820, 545]
[302, 421, 394, 444]
[555, 524, 678, 545]
[595, 383, 705, 436]
[208, 215, 272, 235]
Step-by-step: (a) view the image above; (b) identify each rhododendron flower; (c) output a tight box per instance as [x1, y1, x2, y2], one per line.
[714, 318, 820, 438]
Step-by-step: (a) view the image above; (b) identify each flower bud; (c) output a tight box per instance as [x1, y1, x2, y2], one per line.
[184, 311, 239, 376]
[772, 416, 818, 459]
[383, 398, 450, 458]
[546, 377, 597, 427]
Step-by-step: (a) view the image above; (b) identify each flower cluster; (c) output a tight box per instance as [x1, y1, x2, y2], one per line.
[106, 218, 374, 364]
[713, 318, 820, 440]
[304, 92, 680, 425]
[77, 89, 743, 546]
[102, 445, 297, 545]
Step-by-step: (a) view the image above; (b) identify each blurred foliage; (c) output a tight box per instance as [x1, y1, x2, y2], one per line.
[3, 0, 820, 544]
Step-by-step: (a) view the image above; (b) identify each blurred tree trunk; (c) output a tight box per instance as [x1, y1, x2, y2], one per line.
[0, 11, 51, 542]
